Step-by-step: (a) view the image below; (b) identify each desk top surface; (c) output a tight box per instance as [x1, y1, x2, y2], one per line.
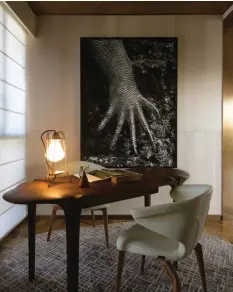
[3, 168, 189, 206]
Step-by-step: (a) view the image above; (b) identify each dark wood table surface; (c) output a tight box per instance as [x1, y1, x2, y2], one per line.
[3, 167, 189, 292]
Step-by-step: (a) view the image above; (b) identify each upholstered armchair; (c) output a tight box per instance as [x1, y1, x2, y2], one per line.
[115, 184, 213, 292]
[47, 161, 110, 248]
[169, 169, 190, 189]
[139, 168, 190, 272]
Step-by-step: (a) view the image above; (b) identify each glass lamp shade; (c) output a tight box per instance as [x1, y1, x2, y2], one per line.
[46, 139, 65, 162]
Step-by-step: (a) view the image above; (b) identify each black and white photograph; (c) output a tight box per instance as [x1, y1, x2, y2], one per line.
[81, 37, 177, 168]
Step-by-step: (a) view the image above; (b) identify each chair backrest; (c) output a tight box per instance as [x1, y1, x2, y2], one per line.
[132, 184, 212, 258]
[172, 169, 190, 186]
[170, 184, 213, 255]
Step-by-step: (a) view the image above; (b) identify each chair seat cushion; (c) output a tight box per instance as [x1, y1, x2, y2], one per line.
[116, 224, 185, 261]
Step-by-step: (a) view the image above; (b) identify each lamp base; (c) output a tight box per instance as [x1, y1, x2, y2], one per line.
[34, 172, 72, 187]
[34, 171, 91, 188]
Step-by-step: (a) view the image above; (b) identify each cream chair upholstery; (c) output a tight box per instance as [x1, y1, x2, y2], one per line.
[47, 161, 110, 247]
[115, 184, 213, 292]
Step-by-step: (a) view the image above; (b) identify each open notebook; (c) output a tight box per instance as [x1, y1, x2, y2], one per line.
[88, 169, 142, 183]
[74, 169, 142, 182]
[73, 173, 102, 183]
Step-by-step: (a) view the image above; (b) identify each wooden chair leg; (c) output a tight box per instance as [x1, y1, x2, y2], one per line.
[102, 208, 109, 248]
[47, 205, 60, 242]
[173, 261, 178, 270]
[91, 210, 96, 227]
[140, 255, 146, 275]
[116, 251, 125, 292]
[163, 260, 181, 292]
[195, 242, 207, 292]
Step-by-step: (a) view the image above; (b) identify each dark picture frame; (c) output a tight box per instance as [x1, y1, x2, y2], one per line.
[81, 37, 177, 168]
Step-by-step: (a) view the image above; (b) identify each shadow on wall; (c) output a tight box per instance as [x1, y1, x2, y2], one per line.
[26, 165, 46, 182]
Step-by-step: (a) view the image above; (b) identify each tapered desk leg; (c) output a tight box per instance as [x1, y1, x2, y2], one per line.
[144, 194, 151, 207]
[61, 202, 82, 292]
[28, 204, 36, 281]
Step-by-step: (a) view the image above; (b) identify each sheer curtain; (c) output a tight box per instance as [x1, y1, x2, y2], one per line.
[0, 3, 26, 239]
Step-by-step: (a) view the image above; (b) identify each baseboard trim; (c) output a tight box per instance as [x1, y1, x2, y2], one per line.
[82, 214, 133, 220]
[222, 213, 233, 221]
[36, 214, 221, 221]
[36, 214, 133, 221]
[207, 215, 222, 221]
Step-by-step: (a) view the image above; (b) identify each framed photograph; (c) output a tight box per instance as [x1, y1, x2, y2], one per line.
[81, 37, 177, 168]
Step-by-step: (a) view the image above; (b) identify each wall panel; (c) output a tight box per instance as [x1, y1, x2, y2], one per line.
[223, 26, 233, 219]
[26, 15, 222, 215]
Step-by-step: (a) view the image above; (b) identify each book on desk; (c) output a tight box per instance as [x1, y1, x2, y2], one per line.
[87, 169, 143, 184]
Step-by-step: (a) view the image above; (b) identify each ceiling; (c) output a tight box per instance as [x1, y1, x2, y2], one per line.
[27, 1, 233, 15]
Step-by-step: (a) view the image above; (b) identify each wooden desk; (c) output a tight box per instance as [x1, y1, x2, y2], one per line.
[3, 167, 189, 292]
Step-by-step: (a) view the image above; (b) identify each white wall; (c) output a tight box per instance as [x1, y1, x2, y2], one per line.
[26, 15, 222, 215]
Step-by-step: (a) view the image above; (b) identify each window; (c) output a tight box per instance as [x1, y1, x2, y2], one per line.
[0, 3, 26, 238]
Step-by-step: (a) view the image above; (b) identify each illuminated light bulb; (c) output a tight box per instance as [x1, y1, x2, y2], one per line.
[46, 139, 65, 162]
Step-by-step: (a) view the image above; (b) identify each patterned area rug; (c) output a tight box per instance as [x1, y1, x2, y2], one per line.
[0, 222, 233, 292]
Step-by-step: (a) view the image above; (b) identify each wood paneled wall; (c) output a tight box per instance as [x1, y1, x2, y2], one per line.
[26, 15, 222, 216]
[223, 25, 233, 219]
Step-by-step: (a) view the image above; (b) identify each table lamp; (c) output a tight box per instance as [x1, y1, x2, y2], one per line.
[41, 130, 68, 184]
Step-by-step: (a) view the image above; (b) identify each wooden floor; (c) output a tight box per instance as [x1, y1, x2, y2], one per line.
[1, 218, 233, 264]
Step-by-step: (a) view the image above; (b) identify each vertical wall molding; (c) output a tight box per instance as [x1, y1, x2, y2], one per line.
[223, 18, 233, 219]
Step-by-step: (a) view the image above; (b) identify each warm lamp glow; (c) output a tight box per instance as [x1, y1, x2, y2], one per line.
[46, 139, 65, 162]
[41, 130, 68, 184]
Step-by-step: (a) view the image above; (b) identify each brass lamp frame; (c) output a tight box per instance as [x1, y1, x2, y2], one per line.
[41, 130, 68, 184]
